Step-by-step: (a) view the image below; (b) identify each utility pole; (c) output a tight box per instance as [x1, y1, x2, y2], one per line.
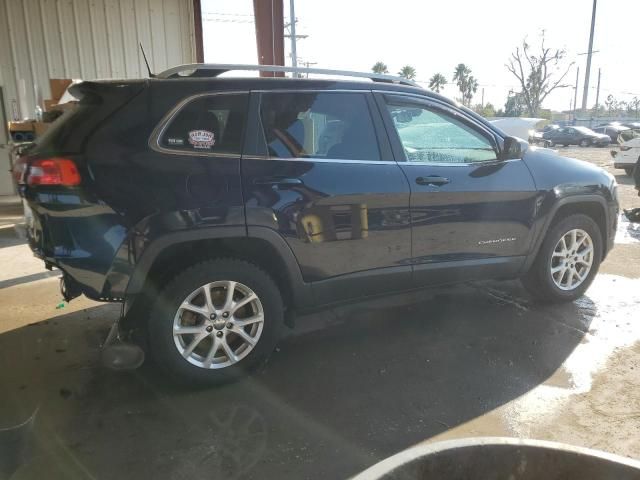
[284, 0, 308, 77]
[573, 66, 579, 121]
[288, 0, 297, 69]
[581, 0, 597, 110]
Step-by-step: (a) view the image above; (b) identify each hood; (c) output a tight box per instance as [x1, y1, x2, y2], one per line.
[523, 146, 616, 194]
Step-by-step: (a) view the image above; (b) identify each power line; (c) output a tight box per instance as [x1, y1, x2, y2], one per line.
[204, 11, 254, 17]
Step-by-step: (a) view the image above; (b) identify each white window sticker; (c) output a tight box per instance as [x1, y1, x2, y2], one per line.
[188, 130, 215, 149]
[167, 137, 184, 146]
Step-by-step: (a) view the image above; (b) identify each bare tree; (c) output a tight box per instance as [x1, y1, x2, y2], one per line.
[506, 32, 573, 117]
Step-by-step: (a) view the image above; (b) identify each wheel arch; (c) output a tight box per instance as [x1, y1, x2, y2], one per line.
[123, 227, 312, 328]
[523, 195, 609, 273]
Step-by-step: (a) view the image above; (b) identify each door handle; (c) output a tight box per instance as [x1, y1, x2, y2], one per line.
[415, 176, 450, 186]
[253, 177, 303, 188]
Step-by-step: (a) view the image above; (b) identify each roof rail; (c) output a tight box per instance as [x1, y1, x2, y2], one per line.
[156, 63, 420, 87]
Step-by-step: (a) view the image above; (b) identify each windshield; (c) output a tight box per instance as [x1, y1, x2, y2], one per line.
[573, 126, 596, 134]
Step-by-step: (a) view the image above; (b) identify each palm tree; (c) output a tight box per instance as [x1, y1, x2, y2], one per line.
[398, 65, 417, 80]
[464, 75, 479, 106]
[372, 62, 389, 74]
[428, 73, 447, 93]
[452, 64, 473, 106]
[633, 97, 640, 118]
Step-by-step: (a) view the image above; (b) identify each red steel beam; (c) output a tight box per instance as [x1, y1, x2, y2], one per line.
[253, 0, 285, 77]
[193, 0, 204, 63]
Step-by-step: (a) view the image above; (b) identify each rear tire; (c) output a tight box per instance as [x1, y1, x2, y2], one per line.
[579, 139, 590, 147]
[624, 167, 634, 176]
[148, 258, 283, 386]
[547, 140, 555, 148]
[521, 214, 602, 302]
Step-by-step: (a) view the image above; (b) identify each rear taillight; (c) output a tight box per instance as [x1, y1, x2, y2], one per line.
[26, 158, 81, 186]
[620, 146, 632, 151]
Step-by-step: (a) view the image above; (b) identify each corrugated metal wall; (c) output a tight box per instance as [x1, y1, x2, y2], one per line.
[0, 0, 196, 120]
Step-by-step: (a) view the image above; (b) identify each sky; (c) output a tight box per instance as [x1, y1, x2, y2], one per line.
[201, 0, 639, 112]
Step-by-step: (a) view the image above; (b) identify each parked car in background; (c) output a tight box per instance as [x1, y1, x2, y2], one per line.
[543, 126, 610, 148]
[593, 125, 635, 144]
[611, 137, 640, 175]
[528, 124, 559, 145]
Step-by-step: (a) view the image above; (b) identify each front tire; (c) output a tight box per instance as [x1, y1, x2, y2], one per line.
[624, 167, 634, 176]
[148, 258, 283, 386]
[521, 214, 602, 302]
[579, 139, 591, 147]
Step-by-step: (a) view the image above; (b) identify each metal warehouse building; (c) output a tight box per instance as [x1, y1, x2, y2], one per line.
[0, 0, 200, 195]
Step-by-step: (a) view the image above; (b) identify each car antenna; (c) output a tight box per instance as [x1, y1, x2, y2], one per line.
[140, 43, 155, 78]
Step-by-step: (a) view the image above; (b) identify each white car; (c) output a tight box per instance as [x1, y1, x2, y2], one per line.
[612, 137, 640, 176]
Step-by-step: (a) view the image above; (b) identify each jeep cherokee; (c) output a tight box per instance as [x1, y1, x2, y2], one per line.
[15, 64, 619, 385]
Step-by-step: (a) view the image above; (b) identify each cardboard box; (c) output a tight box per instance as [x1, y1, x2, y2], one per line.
[49, 79, 72, 103]
[44, 99, 57, 112]
[8, 121, 34, 132]
[44, 99, 78, 112]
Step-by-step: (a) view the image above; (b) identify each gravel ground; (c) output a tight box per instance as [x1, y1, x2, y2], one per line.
[556, 146, 640, 279]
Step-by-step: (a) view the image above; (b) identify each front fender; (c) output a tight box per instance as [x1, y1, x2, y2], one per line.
[522, 194, 613, 273]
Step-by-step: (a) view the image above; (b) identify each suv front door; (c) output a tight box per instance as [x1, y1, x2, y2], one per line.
[241, 90, 412, 304]
[377, 93, 538, 286]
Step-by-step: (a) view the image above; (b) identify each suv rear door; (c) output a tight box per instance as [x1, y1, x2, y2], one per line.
[241, 90, 412, 304]
[376, 93, 538, 286]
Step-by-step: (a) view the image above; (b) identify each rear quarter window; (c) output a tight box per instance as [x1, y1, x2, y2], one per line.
[157, 94, 249, 155]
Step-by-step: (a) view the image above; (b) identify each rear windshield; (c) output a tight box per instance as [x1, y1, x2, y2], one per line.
[29, 82, 143, 156]
[32, 103, 94, 153]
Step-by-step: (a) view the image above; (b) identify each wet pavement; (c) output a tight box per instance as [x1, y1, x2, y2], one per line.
[1, 147, 639, 479]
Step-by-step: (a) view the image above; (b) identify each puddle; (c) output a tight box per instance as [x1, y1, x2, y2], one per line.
[502, 274, 640, 435]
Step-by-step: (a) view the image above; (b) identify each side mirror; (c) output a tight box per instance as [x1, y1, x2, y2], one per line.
[501, 136, 528, 160]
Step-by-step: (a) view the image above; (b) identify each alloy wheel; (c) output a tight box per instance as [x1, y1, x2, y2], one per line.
[549, 228, 594, 291]
[172, 281, 264, 369]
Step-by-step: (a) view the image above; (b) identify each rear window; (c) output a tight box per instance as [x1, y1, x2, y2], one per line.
[31, 103, 93, 153]
[159, 94, 248, 155]
[30, 81, 144, 155]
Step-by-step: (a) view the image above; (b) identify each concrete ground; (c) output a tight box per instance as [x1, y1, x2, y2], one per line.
[0, 148, 639, 479]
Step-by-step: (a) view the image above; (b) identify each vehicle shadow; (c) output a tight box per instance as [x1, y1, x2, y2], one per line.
[0, 281, 595, 480]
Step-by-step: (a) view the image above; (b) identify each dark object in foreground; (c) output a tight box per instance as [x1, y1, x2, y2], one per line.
[352, 437, 640, 480]
[0, 411, 36, 479]
[624, 208, 640, 223]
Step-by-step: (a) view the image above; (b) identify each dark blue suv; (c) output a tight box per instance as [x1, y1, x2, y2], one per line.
[15, 65, 618, 385]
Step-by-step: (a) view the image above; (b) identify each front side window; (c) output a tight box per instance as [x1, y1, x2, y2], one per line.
[159, 94, 248, 154]
[259, 92, 381, 161]
[386, 100, 497, 164]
